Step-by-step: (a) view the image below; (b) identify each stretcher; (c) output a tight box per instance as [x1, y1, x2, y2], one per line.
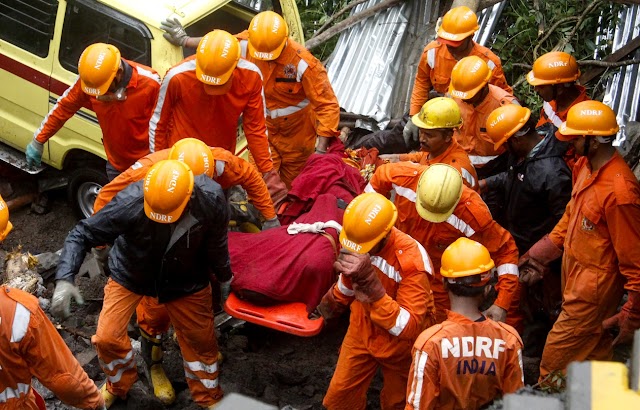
[224, 292, 324, 337]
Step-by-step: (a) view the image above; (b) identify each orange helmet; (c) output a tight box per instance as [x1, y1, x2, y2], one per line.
[340, 192, 398, 254]
[143, 160, 194, 224]
[416, 164, 463, 223]
[437, 6, 479, 45]
[248, 11, 289, 61]
[78, 43, 121, 96]
[0, 195, 12, 242]
[527, 51, 580, 86]
[558, 100, 619, 140]
[486, 105, 532, 150]
[441, 238, 495, 285]
[169, 138, 215, 178]
[449, 56, 491, 100]
[196, 30, 241, 95]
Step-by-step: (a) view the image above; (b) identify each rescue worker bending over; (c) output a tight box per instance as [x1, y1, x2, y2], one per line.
[51, 160, 231, 409]
[0, 196, 105, 410]
[405, 6, 512, 148]
[406, 238, 524, 409]
[367, 163, 521, 329]
[162, 11, 341, 188]
[381, 97, 478, 190]
[28, 43, 161, 180]
[519, 101, 640, 385]
[314, 192, 435, 409]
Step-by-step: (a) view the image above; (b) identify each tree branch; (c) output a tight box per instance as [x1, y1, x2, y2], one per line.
[554, 0, 603, 52]
[532, 16, 579, 59]
[315, 0, 370, 36]
[580, 58, 640, 67]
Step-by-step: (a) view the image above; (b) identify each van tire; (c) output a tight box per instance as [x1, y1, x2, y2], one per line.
[67, 167, 109, 219]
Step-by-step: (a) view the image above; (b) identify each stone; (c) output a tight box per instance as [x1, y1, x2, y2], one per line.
[503, 393, 563, 410]
[227, 335, 249, 351]
[274, 365, 308, 386]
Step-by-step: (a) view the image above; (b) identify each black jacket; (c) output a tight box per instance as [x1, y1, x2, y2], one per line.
[485, 125, 572, 253]
[56, 176, 231, 303]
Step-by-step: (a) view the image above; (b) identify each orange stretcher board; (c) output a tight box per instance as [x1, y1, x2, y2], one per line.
[224, 292, 324, 337]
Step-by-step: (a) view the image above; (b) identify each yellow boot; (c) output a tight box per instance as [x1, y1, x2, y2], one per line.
[100, 384, 118, 409]
[141, 330, 176, 405]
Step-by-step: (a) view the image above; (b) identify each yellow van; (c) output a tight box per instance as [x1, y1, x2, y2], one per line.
[0, 0, 303, 217]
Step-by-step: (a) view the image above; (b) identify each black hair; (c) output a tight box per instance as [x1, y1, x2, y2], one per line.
[444, 278, 487, 297]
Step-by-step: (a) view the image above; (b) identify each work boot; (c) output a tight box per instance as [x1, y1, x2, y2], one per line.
[100, 384, 118, 409]
[140, 330, 176, 405]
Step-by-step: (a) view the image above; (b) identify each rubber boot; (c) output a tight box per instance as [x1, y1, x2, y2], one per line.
[100, 384, 118, 409]
[140, 330, 176, 405]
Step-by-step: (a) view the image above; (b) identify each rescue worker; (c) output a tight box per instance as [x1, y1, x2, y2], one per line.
[161, 11, 341, 188]
[519, 101, 640, 385]
[380, 97, 478, 190]
[27, 43, 161, 180]
[481, 104, 572, 355]
[367, 163, 521, 329]
[314, 192, 435, 409]
[527, 51, 588, 169]
[51, 160, 231, 408]
[0, 196, 105, 410]
[405, 6, 512, 148]
[406, 238, 524, 409]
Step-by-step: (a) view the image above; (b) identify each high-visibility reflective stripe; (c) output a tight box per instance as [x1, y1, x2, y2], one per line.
[392, 183, 417, 203]
[445, 214, 475, 237]
[34, 76, 79, 138]
[215, 160, 225, 177]
[103, 350, 134, 372]
[414, 240, 433, 275]
[337, 274, 354, 296]
[543, 101, 564, 128]
[239, 39, 248, 59]
[10, 303, 30, 343]
[0, 383, 30, 402]
[106, 361, 135, 383]
[389, 307, 410, 336]
[461, 168, 476, 188]
[185, 370, 219, 389]
[487, 60, 496, 71]
[135, 66, 161, 84]
[371, 256, 402, 283]
[364, 183, 375, 193]
[518, 349, 524, 383]
[408, 351, 428, 409]
[184, 359, 218, 374]
[238, 59, 267, 119]
[469, 155, 498, 166]
[266, 99, 310, 119]
[497, 263, 519, 277]
[426, 48, 436, 69]
[296, 59, 309, 82]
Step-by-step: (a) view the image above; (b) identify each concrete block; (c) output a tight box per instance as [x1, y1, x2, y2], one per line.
[503, 393, 563, 410]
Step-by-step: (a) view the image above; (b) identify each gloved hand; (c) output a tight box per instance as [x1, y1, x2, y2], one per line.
[483, 304, 507, 323]
[334, 251, 385, 304]
[51, 280, 84, 320]
[602, 291, 640, 346]
[519, 258, 547, 286]
[160, 18, 189, 46]
[219, 277, 233, 308]
[262, 217, 281, 230]
[518, 235, 562, 282]
[402, 120, 419, 150]
[26, 140, 44, 167]
[310, 289, 348, 321]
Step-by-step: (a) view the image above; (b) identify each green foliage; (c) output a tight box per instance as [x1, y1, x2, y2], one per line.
[490, 0, 621, 115]
[296, 0, 350, 60]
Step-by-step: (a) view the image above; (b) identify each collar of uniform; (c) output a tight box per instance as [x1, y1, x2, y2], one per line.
[123, 59, 139, 89]
[372, 227, 397, 259]
[574, 151, 624, 194]
[445, 310, 483, 324]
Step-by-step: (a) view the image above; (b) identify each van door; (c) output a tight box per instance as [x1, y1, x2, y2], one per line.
[0, 0, 58, 159]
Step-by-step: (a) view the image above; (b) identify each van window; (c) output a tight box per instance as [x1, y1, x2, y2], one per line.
[59, 0, 151, 73]
[0, 0, 58, 57]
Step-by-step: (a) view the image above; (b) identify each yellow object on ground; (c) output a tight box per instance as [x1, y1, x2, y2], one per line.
[150, 363, 176, 405]
[100, 384, 118, 409]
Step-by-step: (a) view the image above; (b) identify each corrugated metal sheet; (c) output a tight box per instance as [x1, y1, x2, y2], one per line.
[473, 1, 506, 46]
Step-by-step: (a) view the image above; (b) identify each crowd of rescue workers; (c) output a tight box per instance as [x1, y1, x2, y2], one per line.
[1, 5, 639, 410]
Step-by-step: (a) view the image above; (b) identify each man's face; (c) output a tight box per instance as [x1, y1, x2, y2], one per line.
[534, 84, 554, 102]
[570, 136, 587, 157]
[419, 128, 451, 155]
[445, 37, 472, 56]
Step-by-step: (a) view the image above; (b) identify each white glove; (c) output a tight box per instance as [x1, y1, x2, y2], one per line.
[219, 277, 233, 307]
[51, 280, 84, 320]
[160, 17, 189, 46]
[402, 121, 419, 149]
[262, 217, 281, 230]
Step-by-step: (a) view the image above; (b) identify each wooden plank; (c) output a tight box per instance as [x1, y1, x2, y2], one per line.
[581, 35, 640, 83]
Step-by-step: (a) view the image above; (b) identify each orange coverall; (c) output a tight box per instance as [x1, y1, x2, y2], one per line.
[539, 153, 640, 381]
[35, 60, 161, 172]
[0, 286, 104, 410]
[454, 85, 519, 167]
[148, 56, 273, 173]
[238, 34, 340, 187]
[398, 139, 478, 190]
[367, 163, 521, 328]
[405, 311, 524, 410]
[410, 41, 512, 116]
[323, 228, 435, 410]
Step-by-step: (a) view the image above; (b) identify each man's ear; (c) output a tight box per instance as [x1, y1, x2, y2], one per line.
[483, 284, 492, 299]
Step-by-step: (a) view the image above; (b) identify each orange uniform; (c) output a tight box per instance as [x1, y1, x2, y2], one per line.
[238, 34, 340, 187]
[398, 140, 478, 190]
[323, 228, 435, 410]
[539, 153, 640, 380]
[410, 41, 511, 116]
[93, 148, 275, 219]
[405, 311, 524, 410]
[0, 286, 104, 410]
[35, 60, 161, 171]
[454, 85, 519, 166]
[148, 56, 273, 173]
[367, 163, 520, 327]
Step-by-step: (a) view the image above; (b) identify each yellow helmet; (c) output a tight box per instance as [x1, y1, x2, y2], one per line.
[340, 192, 398, 254]
[437, 6, 479, 45]
[169, 138, 215, 178]
[0, 195, 12, 241]
[248, 11, 289, 61]
[412, 97, 463, 129]
[441, 238, 495, 284]
[78, 43, 121, 96]
[143, 160, 194, 224]
[416, 164, 463, 223]
[449, 56, 492, 100]
[486, 104, 532, 150]
[196, 30, 241, 95]
[558, 100, 619, 140]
